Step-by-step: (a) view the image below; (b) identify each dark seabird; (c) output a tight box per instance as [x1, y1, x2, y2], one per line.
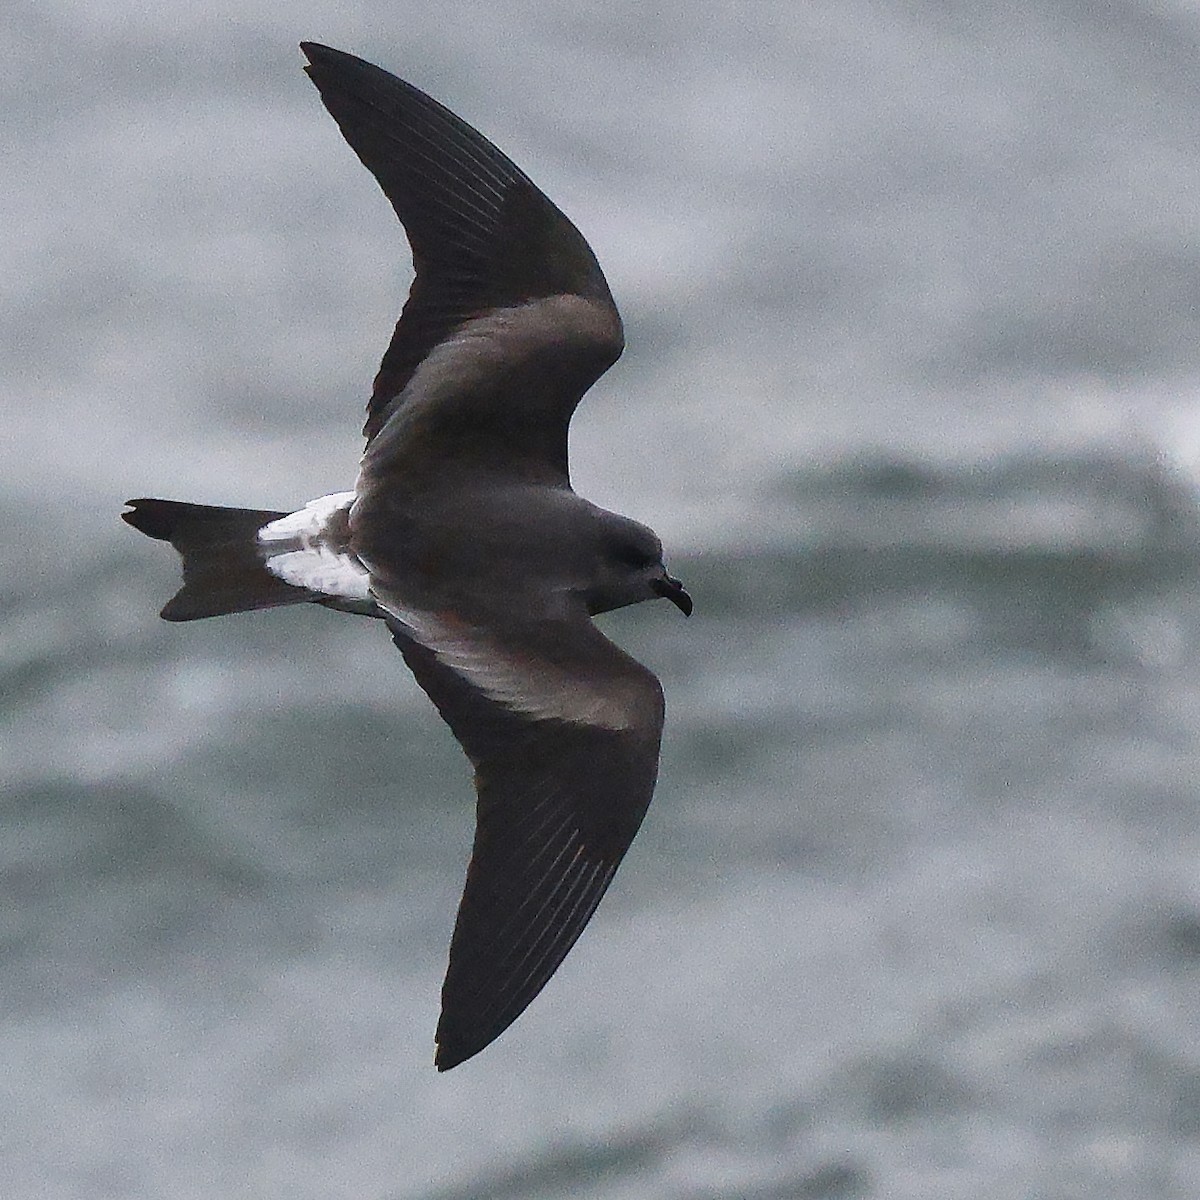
[123, 43, 690, 1071]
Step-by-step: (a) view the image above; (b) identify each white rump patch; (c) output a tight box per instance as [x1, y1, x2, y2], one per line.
[258, 492, 371, 603]
[263, 546, 371, 600]
[258, 492, 357, 543]
[383, 602, 635, 732]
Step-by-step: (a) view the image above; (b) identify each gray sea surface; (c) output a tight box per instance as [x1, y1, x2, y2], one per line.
[6, 2, 1200, 1197]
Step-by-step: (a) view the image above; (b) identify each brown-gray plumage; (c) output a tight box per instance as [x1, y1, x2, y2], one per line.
[123, 42, 690, 1071]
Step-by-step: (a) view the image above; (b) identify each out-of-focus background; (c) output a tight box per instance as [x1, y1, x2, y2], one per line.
[5, 2, 1200, 1196]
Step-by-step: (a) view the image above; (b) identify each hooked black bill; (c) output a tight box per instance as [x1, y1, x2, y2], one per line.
[651, 573, 693, 616]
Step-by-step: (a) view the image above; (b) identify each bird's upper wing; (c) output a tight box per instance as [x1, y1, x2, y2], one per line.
[300, 43, 624, 486]
[379, 595, 664, 1071]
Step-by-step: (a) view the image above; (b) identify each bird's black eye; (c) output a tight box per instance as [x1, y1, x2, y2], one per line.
[614, 542, 657, 569]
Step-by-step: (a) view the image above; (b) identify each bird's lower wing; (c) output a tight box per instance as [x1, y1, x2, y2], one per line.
[382, 603, 664, 1070]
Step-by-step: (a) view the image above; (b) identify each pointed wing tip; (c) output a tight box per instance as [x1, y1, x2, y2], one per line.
[434, 997, 517, 1072]
[434, 1037, 483, 1072]
[433, 1049, 460, 1072]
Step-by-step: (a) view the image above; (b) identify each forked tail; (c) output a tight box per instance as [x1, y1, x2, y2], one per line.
[122, 498, 315, 621]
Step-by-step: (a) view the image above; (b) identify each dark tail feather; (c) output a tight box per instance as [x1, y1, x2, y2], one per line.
[122, 498, 313, 621]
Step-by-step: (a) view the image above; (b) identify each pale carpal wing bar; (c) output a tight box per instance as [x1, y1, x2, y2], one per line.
[300, 42, 624, 461]
[385, 611, 663, 1072]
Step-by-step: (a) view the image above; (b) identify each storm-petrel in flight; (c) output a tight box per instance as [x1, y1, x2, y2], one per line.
[123, 42, 690, 1070]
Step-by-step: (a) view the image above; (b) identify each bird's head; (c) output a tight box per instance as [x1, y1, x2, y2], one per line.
[587, 517, 692, 617]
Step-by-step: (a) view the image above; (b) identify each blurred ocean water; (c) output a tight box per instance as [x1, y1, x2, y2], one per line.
[6, 2, 1200, 1197]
